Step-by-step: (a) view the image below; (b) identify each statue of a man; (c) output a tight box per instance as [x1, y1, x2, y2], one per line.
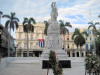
[51, 2, 58, 21]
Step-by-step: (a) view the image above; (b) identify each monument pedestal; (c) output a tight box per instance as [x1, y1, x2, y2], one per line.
[41, 49, 71, 69]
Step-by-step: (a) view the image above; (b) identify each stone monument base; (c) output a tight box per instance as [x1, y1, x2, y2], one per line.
[41, 49, 71, 69]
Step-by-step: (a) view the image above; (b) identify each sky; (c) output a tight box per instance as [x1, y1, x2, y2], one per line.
[0, 0, 100, 38]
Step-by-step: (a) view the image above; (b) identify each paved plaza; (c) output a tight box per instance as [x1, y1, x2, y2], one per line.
[0, 57, 88, 75]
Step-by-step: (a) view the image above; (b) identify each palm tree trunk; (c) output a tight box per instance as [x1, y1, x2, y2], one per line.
[64, 34, 66, 51]
[93, 30, 96, 55]
[27, 32, 29, 57]
[8, 28, 11, 57]
[80, 46, 82, 57]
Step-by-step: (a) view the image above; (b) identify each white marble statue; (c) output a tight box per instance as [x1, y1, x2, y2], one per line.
[51, 2, 58, 21]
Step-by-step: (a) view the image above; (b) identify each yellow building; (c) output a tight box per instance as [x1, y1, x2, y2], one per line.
[65, 32, 86, 57]
[65, 28, 95, 57]
[15, 22, 46, 57]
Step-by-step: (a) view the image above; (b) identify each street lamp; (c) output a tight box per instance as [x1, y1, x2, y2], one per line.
[14, 44, 18, 57]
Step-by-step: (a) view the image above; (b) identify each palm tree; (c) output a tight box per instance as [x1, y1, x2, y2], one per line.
[98, 15, 100, 18]
[2, 12, 19, 57]
[72, 28, 88, 57]
[44, 21, 49, 35]
[59, 20, 72, 51]
[88, 21, 99, 55]
[23, 17, 36, 57]
[0, 11, 3, 24]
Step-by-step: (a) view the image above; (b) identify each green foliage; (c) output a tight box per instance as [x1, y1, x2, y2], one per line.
[85, 53, 100, 74]
[49, 51, 63, 75]
[0, 11, 3, 15]
[59, 20, 72, 35]
[2, 12, 19, 31]
[72, 28, 88, 48]
[88, 21, 100, 35]
[95, 36, 100, 57]
[23, 17, 36, 33]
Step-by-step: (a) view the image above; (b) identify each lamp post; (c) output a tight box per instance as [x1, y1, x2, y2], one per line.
[14, 44, 18, 57]
[0, 28, 2, 62]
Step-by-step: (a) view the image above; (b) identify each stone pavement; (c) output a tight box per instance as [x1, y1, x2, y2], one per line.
[0, 57, 87, 75]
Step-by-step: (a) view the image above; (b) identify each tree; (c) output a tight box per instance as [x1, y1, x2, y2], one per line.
[0, 11, 3, 24]
[88, 21, 99, 55]
[59, 20, 72, 51]
[44, 21, 49, 35]
[72, 28, 88, 57]
[23, 17, 36, 57]
[95, 31, 100, 57]
[49, 50, 63, 75]
[2, 12, 19, 57]
[85, 53, 100, 75]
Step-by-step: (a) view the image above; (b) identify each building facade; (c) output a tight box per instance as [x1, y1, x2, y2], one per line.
[64, 32, 86, 57]
[80, 28, 94, 55]
[0, 24, 14, 57]
[15, 22, 45, 57]
[65, 28, 94, 57]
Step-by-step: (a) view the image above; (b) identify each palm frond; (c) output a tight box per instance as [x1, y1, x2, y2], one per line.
[11, 12, 15, 18]
[82, 31, 88, 36]
[24, 17, 28, 21]
[30, 25, 34, 32]
[0, 11, 3, 15]
[95, 22, 100, 25]
[65, 22, 72, 28]
[11, 21, 14, 31]
[14, 21, 19, 29]
[23, 20, 28, 25]
[88, 21, 93, 25]
[72, 28, 80, 39]
[29, 17, 36, 24]
[98, 15, 100, 18]
[5, 20, 10, 27]
[93, 25, 97, 31]
[66, 28, 69, 34]
[2, 15, 11, 19]
[88, 25, 93, 29]
[59, 20, 63, 24]
[13, 17, 19, 22]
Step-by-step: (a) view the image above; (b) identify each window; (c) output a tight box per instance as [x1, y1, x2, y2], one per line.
[67, 44, 69, 49]
[72, 44, 74, 48]
[86, 37, 87, 40]
[86, 44, 88, 50]
[67, 38, 69, 40]
[90, 44, 92, 50]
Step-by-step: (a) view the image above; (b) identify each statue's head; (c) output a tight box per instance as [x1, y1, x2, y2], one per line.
[52, 2, 56, 6]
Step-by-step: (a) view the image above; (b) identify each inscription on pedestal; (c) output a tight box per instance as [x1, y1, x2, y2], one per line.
[42, 60, 71, 69]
